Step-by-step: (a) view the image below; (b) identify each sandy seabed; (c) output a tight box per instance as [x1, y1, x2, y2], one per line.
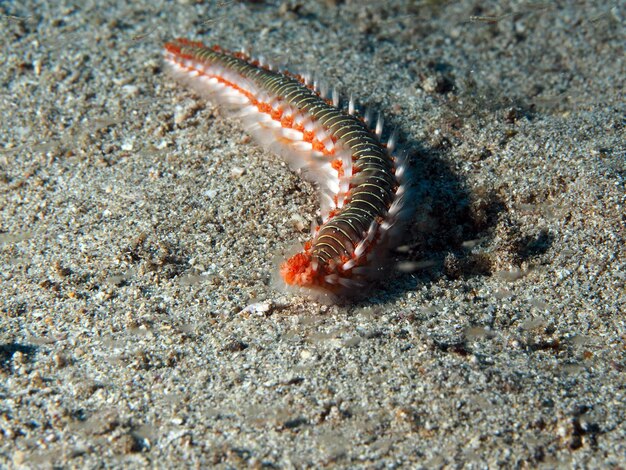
[1, 0, 624, 467]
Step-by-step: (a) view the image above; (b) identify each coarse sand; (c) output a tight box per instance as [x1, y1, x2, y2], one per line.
[1, 0, 624, 467]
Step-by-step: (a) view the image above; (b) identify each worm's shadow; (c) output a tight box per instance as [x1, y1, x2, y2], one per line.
[362, 120, 506, 305]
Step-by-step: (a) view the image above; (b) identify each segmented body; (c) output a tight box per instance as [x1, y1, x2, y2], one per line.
[164, 39, 408, 298]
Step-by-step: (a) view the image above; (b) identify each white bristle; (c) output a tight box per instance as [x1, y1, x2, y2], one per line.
[342, 258, 357, 270]
[364, 106, 373, 126]
[395, 164, 405, 179]
[375, 113, 383, 137]
[320, 82, 329, 99]
[365, 221, 378, 242]
[354, 238, 368, 258]
[387, 129, 398, 151]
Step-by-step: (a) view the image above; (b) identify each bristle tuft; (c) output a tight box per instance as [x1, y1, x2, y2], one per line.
[387, 128, 398, 151]
[375, 113, 384, 137]
[364, 106, 373, 126]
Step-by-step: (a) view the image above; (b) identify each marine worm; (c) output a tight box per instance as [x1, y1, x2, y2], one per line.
[164, 39, 411, 301]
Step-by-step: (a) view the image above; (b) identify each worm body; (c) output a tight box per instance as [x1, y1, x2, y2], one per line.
[164, 39, 410, 299]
